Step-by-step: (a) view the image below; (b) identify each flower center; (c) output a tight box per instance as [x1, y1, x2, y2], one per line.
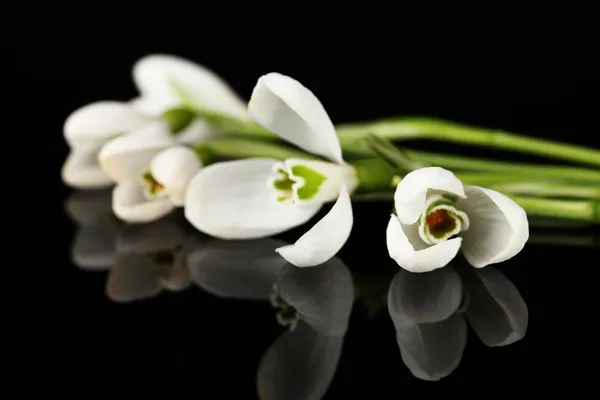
[269, 162, 327, 205]
[270, 286, 299, 330]
[418, 195, 470, 246]
[141, 170, 167, 198]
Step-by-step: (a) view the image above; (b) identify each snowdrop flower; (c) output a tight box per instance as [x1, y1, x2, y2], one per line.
[185, 73, 358, 267]
[387, 167, 529, 272]
[62, 101, 151, 189]
[99, 121, 202, 223]
[62, 54, 247, 189]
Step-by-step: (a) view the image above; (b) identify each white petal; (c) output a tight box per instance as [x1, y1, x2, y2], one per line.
[64, 101, 150, 146]
[175, 119, 222, 145]
[132, 54, 248, 118]
[386, 215, 462, 273]
[184, 158, 321, 239]
[248, 73, 343, 164]
[457, 186, 529, 268]
[98, 121, 175, 182]
[128, 97, 163, 116]
[394, 167, 466, 225]
[276, 184, 353, 267]
[112, 181, 174, 223]
[62, 149, 113, 189]
[150, 146, 202, 206]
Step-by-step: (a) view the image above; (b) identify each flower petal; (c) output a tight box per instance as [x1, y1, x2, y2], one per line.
[462, 266, 529, 347]
[132, 54, 248, 118]
[284, 159, 358, 204]
[275, 184, 352, 267]
[62, 148, 113, 189]
[386, 215, 462, 273]
[184, 158, 321, 239]
[395, 313, 467, 381]
[112, 181, 174, 223]
[248, 73, 343, 164]
[187, 238, 288, 299]
[99, 121, 175, 182]
[257, 321, 343, 400]
[457, 186, 529, 268]
[394, 167, 466, 225]
[150, 146, 202, 206]
[387, 267, 462, 325]
[64, 101, 149, 146]
[276, 257, 354, 336]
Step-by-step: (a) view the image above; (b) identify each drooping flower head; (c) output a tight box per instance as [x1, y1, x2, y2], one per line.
[387, 167, 529, 272]
[185, 73, 358, 267]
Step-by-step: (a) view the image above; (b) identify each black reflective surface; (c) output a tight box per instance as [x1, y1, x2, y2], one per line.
[58, 188, 600, 394]
[30, 31, 600, 395]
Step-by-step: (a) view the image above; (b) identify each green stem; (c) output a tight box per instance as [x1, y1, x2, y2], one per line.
[177, 107, 600, 181]
[337, 117, 600, 168]
[506, 196, 599, 223]
[397, 149, 600, 184]
[489, 181, 600, 200]
[195, 138, 319, 162]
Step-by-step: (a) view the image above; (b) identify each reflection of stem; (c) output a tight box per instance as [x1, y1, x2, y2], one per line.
[528, 232, 598, 248]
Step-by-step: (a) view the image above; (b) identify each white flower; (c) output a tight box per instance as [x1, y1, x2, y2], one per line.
[99, 121, 202, 223]
[386, 167, 529, 273]
[62, 54, 247, 189]
[185, 73, 358, 268]
[62, 101, 150, 189]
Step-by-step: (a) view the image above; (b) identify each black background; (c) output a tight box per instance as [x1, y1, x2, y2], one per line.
[15, 21, 600, 395]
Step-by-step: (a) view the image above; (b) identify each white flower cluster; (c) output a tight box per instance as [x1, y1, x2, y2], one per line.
[62, 54, 529, 272]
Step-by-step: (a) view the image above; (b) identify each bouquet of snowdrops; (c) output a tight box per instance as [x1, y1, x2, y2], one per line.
[62, 54, 600, 273]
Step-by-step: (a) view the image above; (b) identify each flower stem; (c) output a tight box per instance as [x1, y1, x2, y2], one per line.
[336, 117, 600, 168]
[182, 107, 600, 181]
[195, 138, 319, 162]
[509, 196, 599, 223]
[391, 149, 600, 184]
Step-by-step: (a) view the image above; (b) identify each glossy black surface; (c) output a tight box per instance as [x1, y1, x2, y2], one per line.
[59, 188, 599, 395]
[22, 24, 600, 395]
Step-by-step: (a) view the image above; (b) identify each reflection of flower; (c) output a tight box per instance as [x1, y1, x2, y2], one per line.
[66, 189, 198, 302]
[186, 237, 353, 398]
[185, 73, 357, 268]
[387, 167, 529, 273]
[387, 263, 528, 380]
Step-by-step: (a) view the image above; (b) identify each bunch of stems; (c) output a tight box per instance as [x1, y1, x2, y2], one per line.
[186, 107, 600, 224]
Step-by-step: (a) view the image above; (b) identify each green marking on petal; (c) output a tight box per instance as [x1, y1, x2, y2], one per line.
[290, 165, 328, 201]
[141, 170, 165, 196]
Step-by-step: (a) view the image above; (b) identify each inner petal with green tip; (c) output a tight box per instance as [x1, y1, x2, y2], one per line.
[418, 194, 470, 246]
[141, 170, 167, 199]
[269, 161, 328, 205]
